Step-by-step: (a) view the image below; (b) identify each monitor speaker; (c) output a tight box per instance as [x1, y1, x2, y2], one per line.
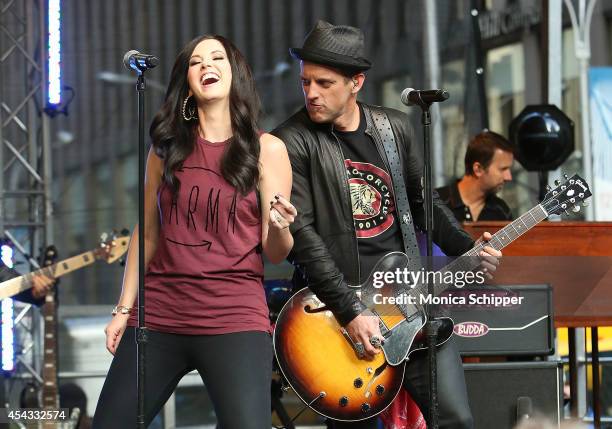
[463, 362, 563, 429]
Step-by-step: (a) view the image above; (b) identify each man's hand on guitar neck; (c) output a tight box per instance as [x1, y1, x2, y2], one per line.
[476, 232, 502, 280]
[31, 275, 56, 299]
[345, 309, 383, 360]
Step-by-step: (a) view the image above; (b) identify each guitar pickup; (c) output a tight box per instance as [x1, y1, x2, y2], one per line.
[371, 309, 392, 339]
[399, 303, 422, 323]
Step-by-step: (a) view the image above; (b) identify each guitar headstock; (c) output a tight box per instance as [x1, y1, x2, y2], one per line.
[541, 174, 592, 216]
[93, 231, 130, 264]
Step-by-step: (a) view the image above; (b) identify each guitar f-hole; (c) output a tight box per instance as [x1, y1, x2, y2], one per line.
[304, 304, 328, 313]
[363, 362, 388, 398]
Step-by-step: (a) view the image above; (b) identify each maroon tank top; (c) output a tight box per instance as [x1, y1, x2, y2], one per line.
[128, 135, 270, 334]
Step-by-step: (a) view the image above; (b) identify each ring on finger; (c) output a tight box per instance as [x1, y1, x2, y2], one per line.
[369, 335, 383, 348]
[355, 342, 365, 357]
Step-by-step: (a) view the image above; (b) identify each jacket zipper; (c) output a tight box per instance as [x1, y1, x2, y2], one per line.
[330, 126, 362, 286]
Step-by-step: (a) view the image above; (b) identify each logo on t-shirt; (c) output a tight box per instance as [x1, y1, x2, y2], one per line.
[345, 160, 396, 238]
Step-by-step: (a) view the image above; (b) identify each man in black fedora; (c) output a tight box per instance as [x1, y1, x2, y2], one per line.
[272, 20, 501, 428]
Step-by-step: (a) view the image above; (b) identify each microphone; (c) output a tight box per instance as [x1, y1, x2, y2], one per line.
[516, 396, 532, 422]
[123, 50, 159, 72]
[400, 88, 449, 106]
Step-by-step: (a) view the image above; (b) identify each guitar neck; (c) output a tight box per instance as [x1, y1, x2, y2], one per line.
[432, 204, 549, 296]
[0, 250, 97, 300]
[41, 296, 59, 410]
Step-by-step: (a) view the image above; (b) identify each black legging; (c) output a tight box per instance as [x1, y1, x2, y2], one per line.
[92, 327, 273, 429]
[329, 337, 473, 429]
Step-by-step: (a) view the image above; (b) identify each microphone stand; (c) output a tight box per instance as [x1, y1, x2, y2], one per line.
[134, 67, 148, 429]
[412, 95, 441, 429]
[123, 50, 158, 429]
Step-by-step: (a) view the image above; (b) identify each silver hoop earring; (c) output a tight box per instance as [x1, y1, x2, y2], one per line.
[182, 95, 196, 121]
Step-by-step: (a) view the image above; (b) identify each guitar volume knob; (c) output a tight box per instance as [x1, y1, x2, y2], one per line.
[361, 403, 371, 413]
[339, 396, 349, 407]
[376, 384, 385, 396]
[354, 378, 363, 388]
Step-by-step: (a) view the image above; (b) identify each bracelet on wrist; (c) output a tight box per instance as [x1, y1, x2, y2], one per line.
[112, 305, 132, 316]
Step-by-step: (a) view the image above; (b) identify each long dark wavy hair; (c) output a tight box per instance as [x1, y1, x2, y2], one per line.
[150, 35, 261, 196]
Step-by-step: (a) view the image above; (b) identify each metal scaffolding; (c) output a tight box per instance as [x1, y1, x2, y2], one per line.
[0, 0, 52, 399]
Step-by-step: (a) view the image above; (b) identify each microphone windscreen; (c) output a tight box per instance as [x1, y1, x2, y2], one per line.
[400, 88, 415, 106]
[123, 50, 140, 69]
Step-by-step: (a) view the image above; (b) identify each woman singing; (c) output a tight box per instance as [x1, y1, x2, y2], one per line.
[93, 34, 296, 428]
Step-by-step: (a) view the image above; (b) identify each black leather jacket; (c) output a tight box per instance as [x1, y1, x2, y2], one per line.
[272, 103, 474, 326]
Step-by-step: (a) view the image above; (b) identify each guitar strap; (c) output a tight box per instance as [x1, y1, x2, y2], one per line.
[365, 106, 423, 271]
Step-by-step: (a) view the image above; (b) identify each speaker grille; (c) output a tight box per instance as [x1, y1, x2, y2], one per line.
[463, 362, 563, 429]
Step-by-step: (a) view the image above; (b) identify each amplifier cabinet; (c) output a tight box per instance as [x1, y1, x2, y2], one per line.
[444, 284, 554, 356]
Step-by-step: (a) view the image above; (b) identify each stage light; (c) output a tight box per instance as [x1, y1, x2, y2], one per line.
[1, 298, 15, 372]
[0, 243, 15, 372]
[1, 244, 14, 268]
[47, 0, 62, 106]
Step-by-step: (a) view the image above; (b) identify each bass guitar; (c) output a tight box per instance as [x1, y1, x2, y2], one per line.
[0, 232, 129, 300]
[11, 232, 129, 428]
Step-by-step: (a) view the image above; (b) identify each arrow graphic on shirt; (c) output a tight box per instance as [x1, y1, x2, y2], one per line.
[166, 238, 213, 250]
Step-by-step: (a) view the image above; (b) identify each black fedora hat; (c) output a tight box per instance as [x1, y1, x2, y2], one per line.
[290, 20, 371, 72]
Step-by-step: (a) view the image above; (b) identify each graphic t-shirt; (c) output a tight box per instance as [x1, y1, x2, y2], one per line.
[335, 106, 404, 284]
[128, 135, 270, 335]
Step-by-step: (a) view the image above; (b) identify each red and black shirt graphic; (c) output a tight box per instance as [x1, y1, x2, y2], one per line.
[334, 105, 403, 283]
[345, 160, 396, 238]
